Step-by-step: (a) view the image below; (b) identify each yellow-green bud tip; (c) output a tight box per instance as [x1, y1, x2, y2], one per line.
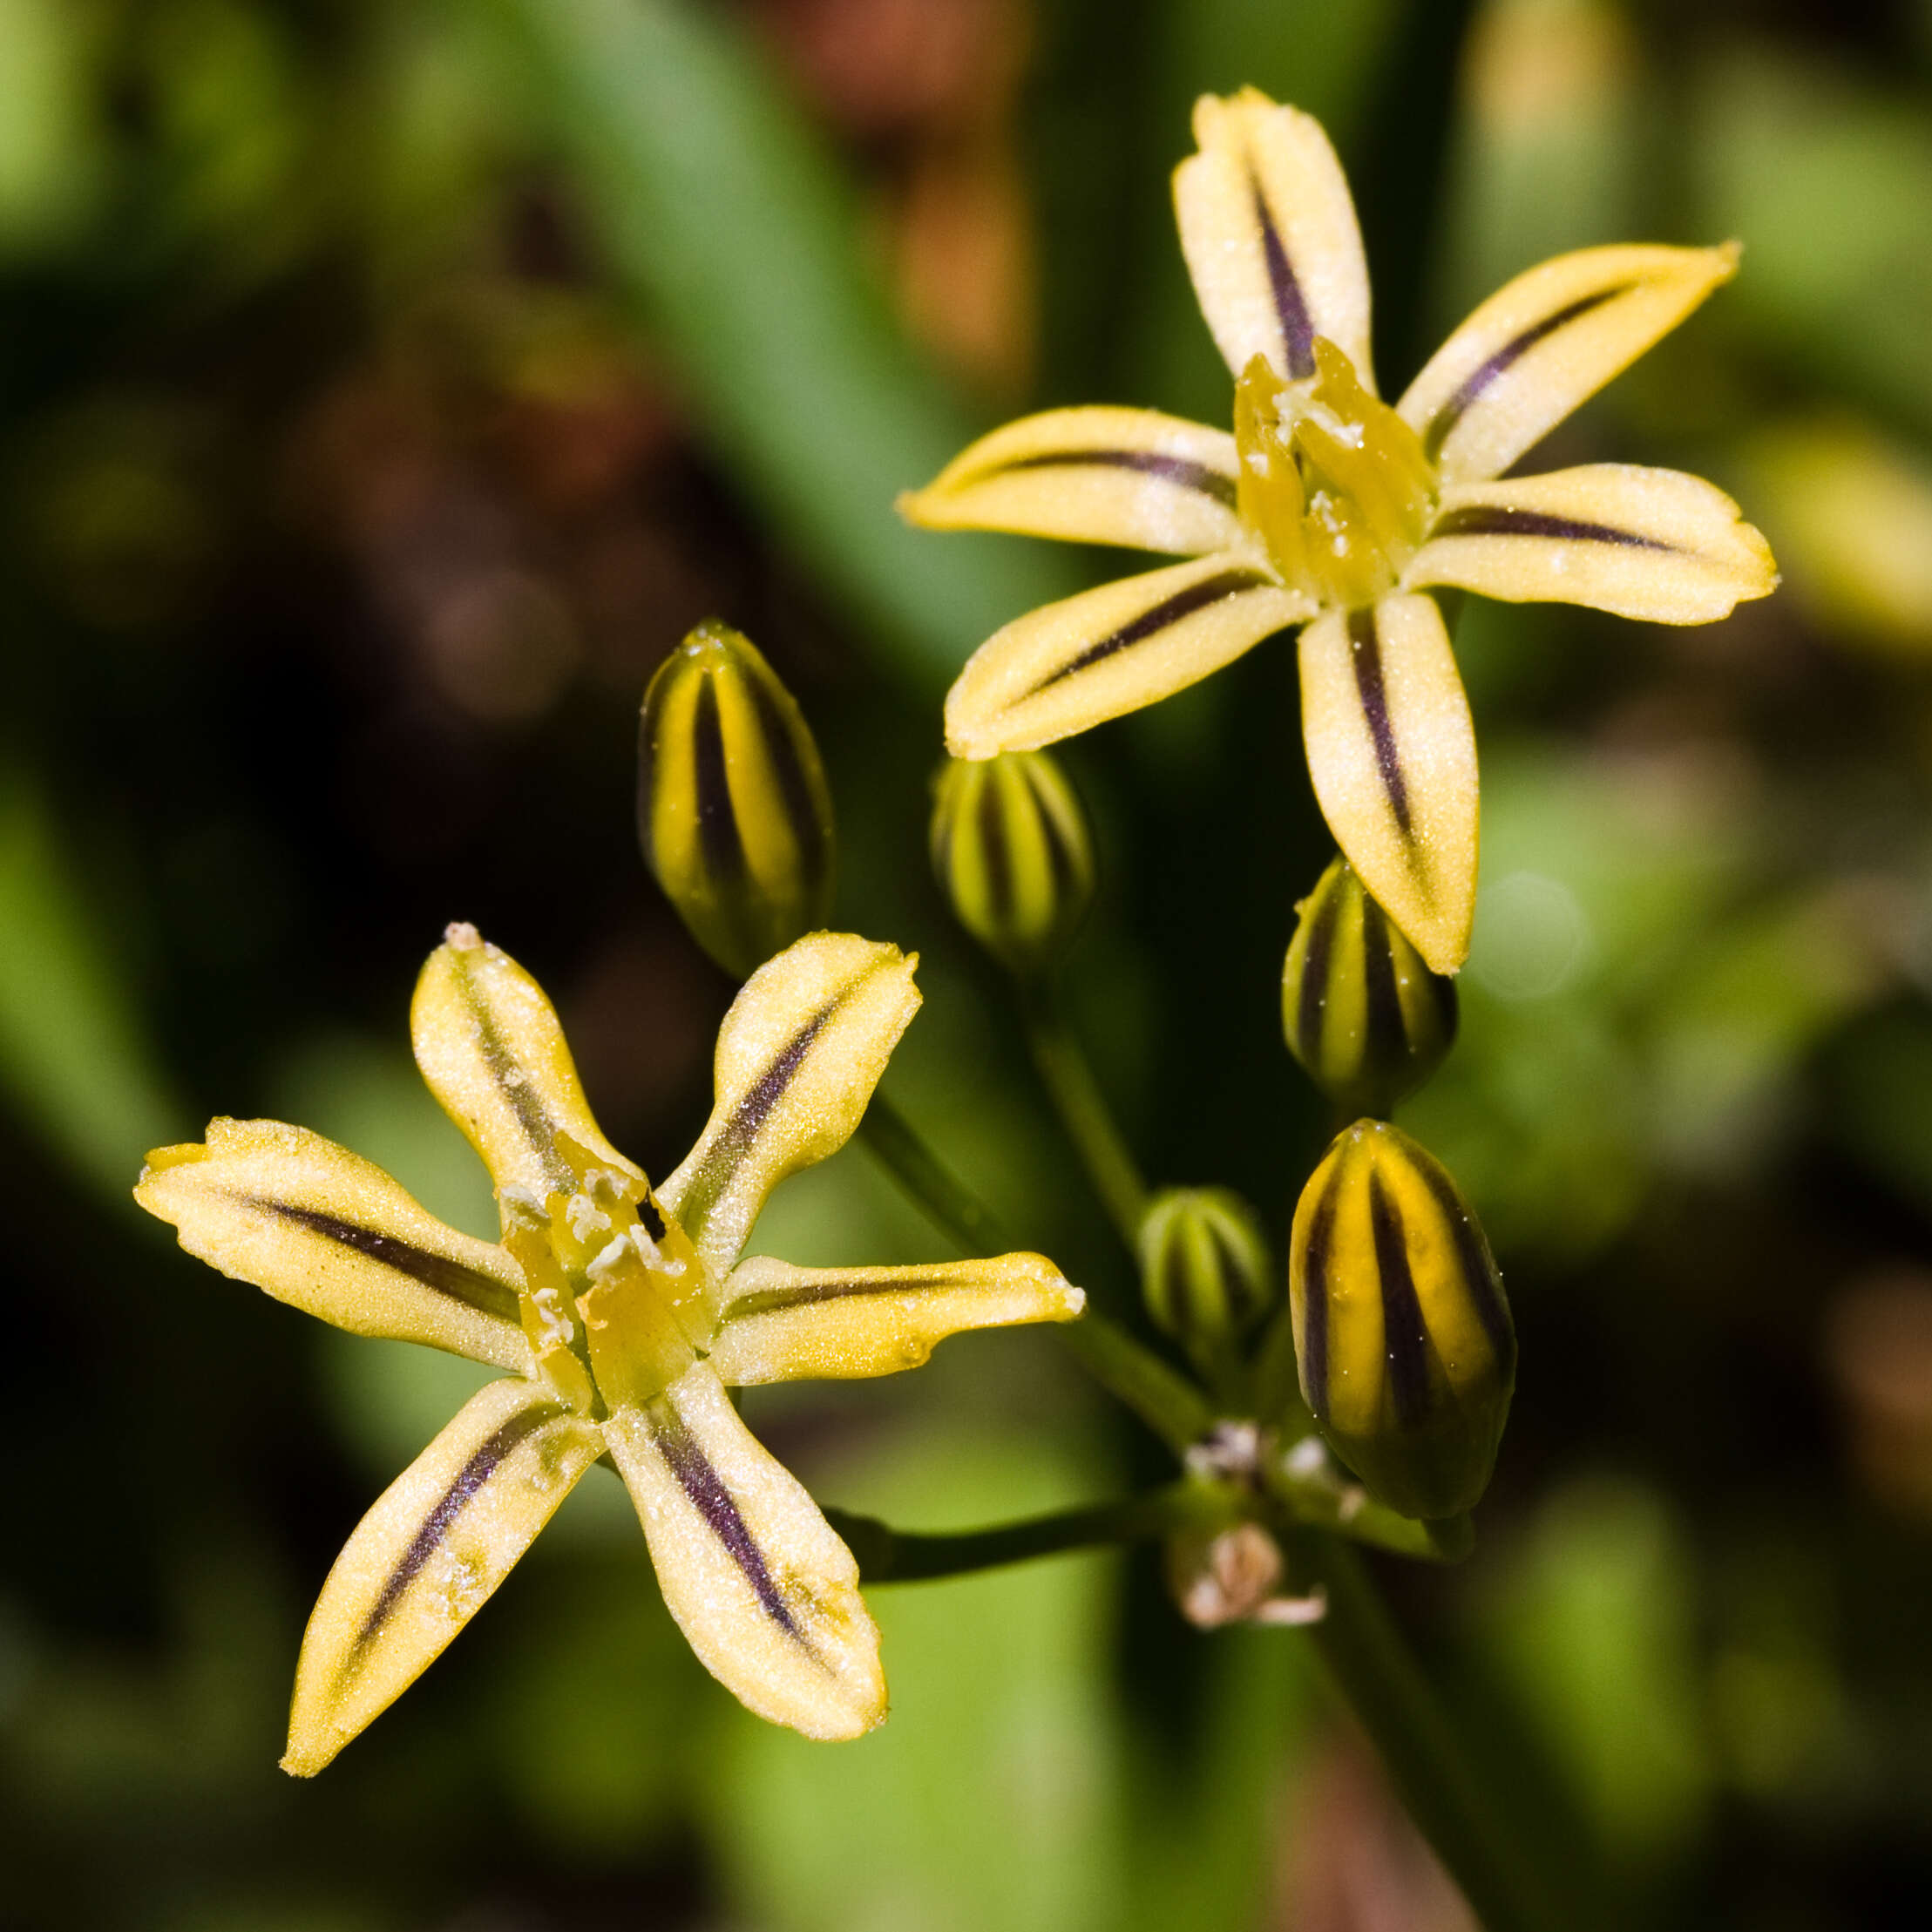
[929, 750, 1095, 977]
[1283, 856, 1457, 1118]
[1139, 1186, 1274, 1359]
[637, 621, 836, 980]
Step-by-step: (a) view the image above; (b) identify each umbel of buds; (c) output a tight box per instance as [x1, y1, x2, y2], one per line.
[638, 620, 837, 980]
[1288, 1121, 1515, 1520]
[1283, 855, 1457, 1118]
[930, 750, 1095, 977]
[1140, 1186, 1274, 1369]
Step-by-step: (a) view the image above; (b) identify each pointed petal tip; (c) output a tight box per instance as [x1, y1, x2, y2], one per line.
[279, 1738, 333, 1779]
[1413, 922, 1470, 977]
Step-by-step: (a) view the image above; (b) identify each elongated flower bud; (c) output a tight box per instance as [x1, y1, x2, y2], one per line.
[638, 621, 836, 980]
[1140, 1187, 1274, 1361]
[1283, 856, 1458, 1117]
[930, 751, 1095, 976]
[1288, 1122, 1515, 1519]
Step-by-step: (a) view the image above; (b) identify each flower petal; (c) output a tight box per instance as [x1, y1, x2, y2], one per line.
[1399, 244, 1739, 484]
[1407, 463, 1779, 623]
[660, 933, 920, 1282]
[898, 407, 1244, 556]
[136, 1119, 532, 1374]
[1172, 88, 1375, 389]
[944, 553, 1310, 760]
[282, 1378, 602, 1775]
[707, 1251, 1084, 1385]
[605, 1363, 884, 1739]
[411, 925, 641, 1208]
[1298, 594, 1478, 975]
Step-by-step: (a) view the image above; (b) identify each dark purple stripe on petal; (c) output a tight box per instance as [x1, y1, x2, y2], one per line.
[721, 1005, 832, 1155]
[693, 675, 747, 885]
[254, 1200, 522, 1324]
[653, 1403, 801, 1637]
[743, 668, 829, 878]
[1296, 873, 1341, 1068]
[1301, 1180, 1338, 1421]
[1034, 567, 1274, 696]
[1411, 1154, 1515, 1373]
[1367, 1169, 1431, 1427]
[1428, 504, 1672, 550]
[722, 1270, 963, 1321]
[1420, 283, 1630, 463]
[458, 969, 574, 1193]
[996, 448, 1237, 508]
[1251, 178, 1315, 378]
[1346, 606, 1412, 837]
[1359, 896, 1405, 1102]
[356, 1401, 561, 1651]
[978, 770, 1014, 925]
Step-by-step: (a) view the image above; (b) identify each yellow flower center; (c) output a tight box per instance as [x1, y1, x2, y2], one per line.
[1233, 338, 1436, 608]
[499, 1133, 715, 1414]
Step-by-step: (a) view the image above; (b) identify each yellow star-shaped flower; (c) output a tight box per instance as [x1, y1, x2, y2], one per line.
[902, 87, 1777, 971]
[137, 925, 1081, 1768]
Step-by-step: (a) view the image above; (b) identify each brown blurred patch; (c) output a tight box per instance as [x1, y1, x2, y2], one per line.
[1827, 1271, 1932, 1518]
[1271, 1730, 1478, 1932]
[755, 0, 1036, 397]
[282, 279, 722, 722]
[560, 919, 730, 1155]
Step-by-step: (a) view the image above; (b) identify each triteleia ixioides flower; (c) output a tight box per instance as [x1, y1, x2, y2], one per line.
[135, 925, 1082, 1770]
[900, 86, 1779, 973]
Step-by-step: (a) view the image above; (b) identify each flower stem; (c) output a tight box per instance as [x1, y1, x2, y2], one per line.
[1284, 1529, 1566, 1932]
[859, 1090, 1009, 1255]
[1020, 984, 1148, 1251]
[825, 1480, 1211, 1583]
[858, 1090, 1211, 1450]
[857, 1085, 1567, 1930]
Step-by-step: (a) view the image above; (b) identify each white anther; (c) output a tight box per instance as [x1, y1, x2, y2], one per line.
[587, 1235, 633, 1284]
[586, 1168, 634, 1208]
[531, 1285, 574, 1346]
[628, 1224, 663, 1268]
[498, 1183, 547, 1229]
[566, 1193, 612, 1244]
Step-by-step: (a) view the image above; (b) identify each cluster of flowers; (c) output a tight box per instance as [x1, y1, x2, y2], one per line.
[138, 91, 1773, 1767]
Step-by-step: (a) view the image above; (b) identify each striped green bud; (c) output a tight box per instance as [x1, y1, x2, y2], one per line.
[638, 621, 836, 980]
[1283, 856, 1457, 1118]
[1288, 1122, 1515, 1520]
[1139, 1187, 1274, 1360]
[929, 752, 1095, 977]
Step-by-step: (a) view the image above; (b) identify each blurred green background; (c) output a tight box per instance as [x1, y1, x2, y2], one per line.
[4, 0, 1932, 1925]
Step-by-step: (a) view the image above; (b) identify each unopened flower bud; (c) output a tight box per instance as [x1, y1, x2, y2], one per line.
[929, 751, 1094, 976]
[1140, 1188, 1274, 1361]
[637, 620, 836, 980]
[1288, 1122, 1515, 1520]
[1283, 855, 1457, 1117]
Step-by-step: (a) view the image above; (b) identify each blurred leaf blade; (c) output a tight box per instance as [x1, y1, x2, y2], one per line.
[487, 0, 1081, 694]
[0, 776, 182, 1197]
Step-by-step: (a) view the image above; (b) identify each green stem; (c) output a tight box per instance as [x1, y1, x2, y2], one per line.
[858, 1091, 1008, 1255]
[859, 1089, 1208, 1451]
[863, 1080, 1560, 1929]
[1020, 984, 1149, 1251]
[1285, 1530, 1563, 1932]
[824, 1480, 1210, 1583]
[1059, 1310, 1213, 1453]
